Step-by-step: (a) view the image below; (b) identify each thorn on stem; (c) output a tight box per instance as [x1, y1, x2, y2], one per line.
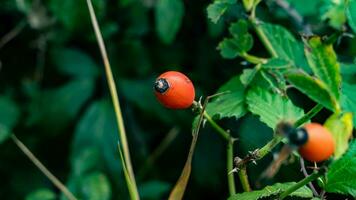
[228, 168, 239, 175]
[202, 119, 207, 128]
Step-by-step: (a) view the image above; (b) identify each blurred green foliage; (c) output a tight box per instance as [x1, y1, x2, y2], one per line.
[0, 0, 355, 199]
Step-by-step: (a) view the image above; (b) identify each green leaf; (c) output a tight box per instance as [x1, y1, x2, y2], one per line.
[261, 58, 292, 69]
[324, 113, 353, 159]
[49, 0, 106, 32]
[242, 0, 254, 11]
[217, 38, 240, 59]
[206, 75, 247, 119]
[229, 21, 253, 52]
[246, 87, 304, 129]
[71, 100, 122, 180]
[139, 180, 171, 200]
[207, 0, 236, 24]
[248, 69, 286, 92]
[26, 188, 56, 200]
[259, 23, 309, 71]
[304, 36, 341, 101]
[341, 83, 356, 127]
[51, 48, 99, 78]
[321, 0, 346, 29]
[240, 68, 259, 86]
[81, 172, 111, 200]
[340, 62, 356, 76]
[228, 182, 313, 200]
[27, 79, 95, 134]
[207, 2, 228, 24]
[217, 20, 253, 59]
[346, 0, 356, 33]
[72, 148, 101, 177]
[155, 0, 184, 44]
[340, 63, 356, 83]
[0, 96, 20, 144]
[325, 140, 356, 196]
[229, 20, 248, 37]
[285, 70, 339, 111]
[284, 0, 323, 16]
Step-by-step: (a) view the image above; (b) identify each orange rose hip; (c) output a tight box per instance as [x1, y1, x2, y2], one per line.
[154, 71, 195, 109]
[299, 123, 335, 162]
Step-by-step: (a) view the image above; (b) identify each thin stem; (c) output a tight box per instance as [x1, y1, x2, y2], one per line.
[241, 53, 267, 64]
[0, 20, 26, 49]
[320, 190, 326, 199]
[86, 0, 139, 199]
[251, 18, 278, 58]
[238, 166, 251, 192]
[294, 104, 323, 128]
[236, 104, 322, 166]
[203, 111, 230, 141]
[227, 139, 236, 195]
[256, 136, 283, 159]
[168, 133, 199, 200]
[299, 158, 319, 196]
[250, 0, 262, 19]
[197, 104, 237, 194]
[11, 134, 77, 200]
[244, 104, 323, 162]
[243, 1, 278, 58]
[279, 169, 325, 199]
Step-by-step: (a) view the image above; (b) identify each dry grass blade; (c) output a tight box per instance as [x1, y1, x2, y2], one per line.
[11, 134, 77, 200]
[86, 0, 139, 199]
[0, 20, 26, 49]
[168, 99, 208, 200]
[168, 134, 198, 200]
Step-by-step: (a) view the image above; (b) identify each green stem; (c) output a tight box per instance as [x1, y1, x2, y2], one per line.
[227, 140, 236, 195]
[279, 169, 325, 199]
[250, 0, 262, 19]
[256, 136, 283, 160]
[86, 0, 139, 199]
[203, 111, 230, 141]
[251, 19, 278, 58]
[244, 0, 278, 58]
[254, 104, 323, 161]
[294, 104, 323, 128]
[202, 110, 237, 195]
[324, 31, 343, 45]
[238, 166, 251, 192]
[241, 53, 267, 64]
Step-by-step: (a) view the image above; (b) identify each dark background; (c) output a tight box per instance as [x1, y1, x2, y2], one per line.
[0, 0, 355, 199]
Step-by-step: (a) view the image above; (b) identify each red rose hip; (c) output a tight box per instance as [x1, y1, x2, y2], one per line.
[154, 71, 195, 109]
[299, 123, 335, 162]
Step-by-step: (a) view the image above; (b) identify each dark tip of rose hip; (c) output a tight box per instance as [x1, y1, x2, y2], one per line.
[154, 78, 169, 93]
[276, 122, 294, 136]
[288, 128, 309, 146]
